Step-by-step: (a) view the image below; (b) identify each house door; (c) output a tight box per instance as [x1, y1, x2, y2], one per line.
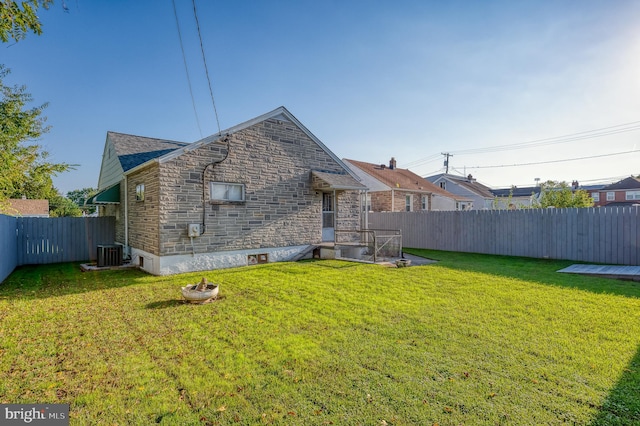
[322, 192, 335, 242]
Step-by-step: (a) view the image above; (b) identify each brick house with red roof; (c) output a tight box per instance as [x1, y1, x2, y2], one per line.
[589, 176, 640, 207]
[344, 158, 470, 212]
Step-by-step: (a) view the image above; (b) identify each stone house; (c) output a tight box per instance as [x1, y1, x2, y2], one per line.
[343, 158, 469, 212]
[87, 107, 366, 275]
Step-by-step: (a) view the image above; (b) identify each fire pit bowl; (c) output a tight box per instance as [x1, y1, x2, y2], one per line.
[181, 278, 219, 304]
[395, 259, 412, 268]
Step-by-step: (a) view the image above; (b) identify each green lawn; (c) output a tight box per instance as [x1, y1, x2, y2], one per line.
[0, 250, 639, 425]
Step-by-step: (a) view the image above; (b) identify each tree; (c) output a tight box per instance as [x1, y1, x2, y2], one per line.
[49, 192, 82, 217]
[0, 65, 71, 209]
[533, 180, 594, 209]
[1, 0, 54, 43]
[67, 187, 97, 215]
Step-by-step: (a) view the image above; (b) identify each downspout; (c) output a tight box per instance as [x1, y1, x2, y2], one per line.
[333, 189, 337, 239]
[362, 190, 368, 230]
[124, 175, 129, 257]
[201, 135, 230, 235]
[391, 189, 395, 211]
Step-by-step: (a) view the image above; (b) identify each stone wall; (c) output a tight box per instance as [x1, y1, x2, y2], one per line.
[127, 163, 160, 255]
[157, 117, 361, 256]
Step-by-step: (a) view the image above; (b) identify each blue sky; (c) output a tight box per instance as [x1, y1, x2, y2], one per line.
[4, 0, 640, 195]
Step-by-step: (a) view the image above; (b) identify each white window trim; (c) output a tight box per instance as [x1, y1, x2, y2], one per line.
[626, 190, 640, 200]
[405, 194, 413, 212]
[210, 182, 245, 202]
[421, 195, 428, 211]
[592, 192, 600, 202]
[606, 191, 615, 201]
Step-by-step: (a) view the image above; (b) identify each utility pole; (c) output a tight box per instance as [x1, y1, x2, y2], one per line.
[441, 152, 453, 174]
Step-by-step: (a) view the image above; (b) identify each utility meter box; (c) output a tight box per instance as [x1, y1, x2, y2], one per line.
[188, 224, 201, 237]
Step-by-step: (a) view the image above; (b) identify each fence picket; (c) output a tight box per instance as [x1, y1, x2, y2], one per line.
[369, 207, 640, 266]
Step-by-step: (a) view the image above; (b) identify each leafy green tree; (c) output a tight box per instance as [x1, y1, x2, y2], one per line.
[67, 187, 97, 215]
[49, 192, 82, 217]
[0, 65, 70, 210]
[1, 0, 54, 43]
[532, 180, 594, 208]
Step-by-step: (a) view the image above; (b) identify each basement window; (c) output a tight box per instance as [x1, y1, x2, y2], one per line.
[210, 182, 245, 202]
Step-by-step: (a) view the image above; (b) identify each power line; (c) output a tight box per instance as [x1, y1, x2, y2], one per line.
[192, 0, 222, 135]
[172, 0, 203, 138]
[453, 123, 640, 156]
[402, 119, 640, 168]
[465, 149, 640, 170]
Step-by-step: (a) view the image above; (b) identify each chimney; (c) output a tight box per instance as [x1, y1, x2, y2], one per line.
[389, 157, 396, 170]
[467, 174, 475, 182]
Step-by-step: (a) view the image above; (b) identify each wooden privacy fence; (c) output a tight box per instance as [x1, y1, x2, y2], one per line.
[369, 207, 640, 266]
[15, 216, 116, 265]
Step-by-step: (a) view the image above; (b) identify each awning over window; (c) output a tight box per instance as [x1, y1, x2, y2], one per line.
[85, 183, 120, 205]
[312, 170, 367, 191]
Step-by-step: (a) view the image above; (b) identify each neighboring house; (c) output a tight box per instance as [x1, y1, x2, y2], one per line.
[588, 176, 640, 207]
[343, 158, 470, 212]
[426, 173, 494, 210]
[4, 198, 49, 217]
[87, 106, 366, 275]
[490, 186, 541, 209]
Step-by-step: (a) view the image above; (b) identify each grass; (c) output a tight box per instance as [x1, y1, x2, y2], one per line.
[0, 251, 639, 425]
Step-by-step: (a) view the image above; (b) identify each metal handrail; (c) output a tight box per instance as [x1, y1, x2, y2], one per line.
[334, 228, 402, 263]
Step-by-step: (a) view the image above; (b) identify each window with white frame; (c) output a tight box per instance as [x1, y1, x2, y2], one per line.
[606, 191, 615, 201]
[405, 194, 413, 212]
[421, 195, 428, 210]
[439, 181, 446, 190]
[363, 193, 372, 212]
[135, 184, 145, 202]
[626, 190, 640, 200]
[592, 192, 600, 202]
[210, 182, 245, 202]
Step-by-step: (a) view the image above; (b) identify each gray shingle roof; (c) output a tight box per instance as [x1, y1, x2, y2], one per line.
[108, 131, 189, 172]
[602, 177, 640, 191]
[491, 186, 541, 197]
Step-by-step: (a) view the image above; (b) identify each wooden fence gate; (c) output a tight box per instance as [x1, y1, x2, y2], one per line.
[16, 216, 116, 265]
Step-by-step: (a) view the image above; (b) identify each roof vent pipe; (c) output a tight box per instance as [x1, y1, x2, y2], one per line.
[389, 157, 396, 170]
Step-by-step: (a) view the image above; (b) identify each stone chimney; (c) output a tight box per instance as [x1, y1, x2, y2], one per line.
[389, 157, 396, 170]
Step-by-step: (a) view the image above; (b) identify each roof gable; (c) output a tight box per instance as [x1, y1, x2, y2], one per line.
[154, 106, 359, 181]
[428, 173, 495, 199]
[108, 132, 189, 172]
